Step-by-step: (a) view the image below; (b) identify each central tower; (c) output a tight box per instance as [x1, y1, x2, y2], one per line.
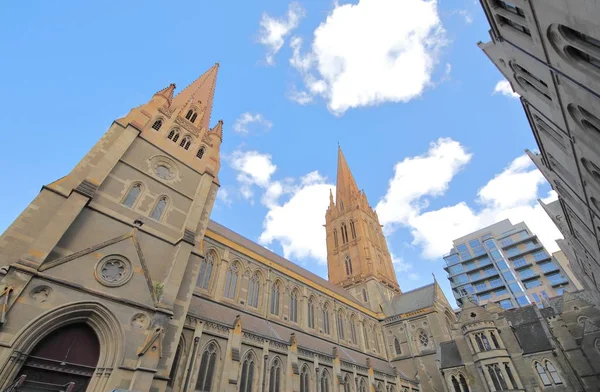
[325, 147, 400, 311]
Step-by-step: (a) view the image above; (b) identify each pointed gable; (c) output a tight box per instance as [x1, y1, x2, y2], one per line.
[172, 63, 219, 130]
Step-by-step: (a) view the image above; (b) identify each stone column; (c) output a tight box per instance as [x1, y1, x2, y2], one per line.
[182, 320, 204, 392]
[287, 334, 300, 392]
[314, 354, 320, 392]
[333, 348, 342, 392]
[260, 340, 270, 392]
[367, 359, 375, 392]
[221, 316, 243, 391]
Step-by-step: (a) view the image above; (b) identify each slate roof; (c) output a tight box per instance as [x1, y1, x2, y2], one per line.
[189, 296, 405, 378]
[503, 306, 552, 354]
[207, 220, 365, 308]
[439, 341, 463, 369]
[388, 284, 436, 316]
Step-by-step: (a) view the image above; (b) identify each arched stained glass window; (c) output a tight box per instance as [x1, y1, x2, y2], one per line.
[459, 374, 470, 392]
[152, 119, 162, 130]
[123, 183, 142, 208]
[270, 282, 281, 315]
[224, 264, 239, 299]
[394, 337, 402, 355]
[350, 220, 356, 239]
[269, 359, 282, 392]
[322, 304, 330, 334]
[300, 366, 310, 392]
[289, 290, 298, 322]
[308, 298, 315, 329]
[239, 352, 255, 392]
[345, 255, 353, 275]
[197, 252, 214, 290]
[197, 147, 205, 159]
[196, 342, 218, 392]
[247, 274, 260, 308]
[151, 197, 167, 221]
[337, 311, 345, 340]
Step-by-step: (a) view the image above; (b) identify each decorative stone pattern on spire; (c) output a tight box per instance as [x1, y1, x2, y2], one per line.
[171, 63, 219, 130]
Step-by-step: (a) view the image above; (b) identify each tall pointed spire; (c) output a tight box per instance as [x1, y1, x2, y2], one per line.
[153, 83, 176, 105]
[336, 146, 360, 206]
[172, 63, 219, 130]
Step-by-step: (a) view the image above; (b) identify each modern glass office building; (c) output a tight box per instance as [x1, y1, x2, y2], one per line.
[444, 219, 574, 309]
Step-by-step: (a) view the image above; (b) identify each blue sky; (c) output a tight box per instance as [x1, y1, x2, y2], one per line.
[0, 0, 561, 306]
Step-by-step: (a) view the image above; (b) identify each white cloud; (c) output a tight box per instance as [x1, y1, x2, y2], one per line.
[229, 150, 277, 201]
[376, 138, 473, 234]
[233, 112, 273, 135]
[289, 0, 447, 114]
[217, 188, 232, 207]
[376, 140, 562, 259]
[288, 87, 314, 105]
[258, 2, 305, 65]
[456, 9, 473, 24]
[259, 176, 334, 263]
[493, 79, 520, 99]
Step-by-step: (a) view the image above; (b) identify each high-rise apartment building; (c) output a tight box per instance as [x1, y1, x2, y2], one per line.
[478, 0, 600, 306]
[444, 220, 575, 309]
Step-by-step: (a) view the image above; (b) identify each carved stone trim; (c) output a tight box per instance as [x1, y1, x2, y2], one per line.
[74, 180, 98, 198]
[183, 229, 196, 245]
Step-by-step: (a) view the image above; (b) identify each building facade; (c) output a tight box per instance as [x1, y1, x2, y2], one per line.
[0, 63, 599, 392]
[477, 0, 600, 306]
[444, 220, 576, 309]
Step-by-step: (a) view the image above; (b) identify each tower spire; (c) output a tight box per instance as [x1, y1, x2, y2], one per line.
[172, 63, 219, 130]
[336, 146, 360, 206]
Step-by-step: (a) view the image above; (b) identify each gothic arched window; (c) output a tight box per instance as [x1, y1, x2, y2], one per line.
[247, 273, 260, 308]
[197, 147, 205, 159]
[350, 316, 358, 344]
[343, 376, 351, 392]
[451, 376, 460, 392]
[505, 364, 517, 389]
[545, 360, 562, 384]
[459, 374, 470, 392]
[150, 197, 167, 221]
[300, 366, 310, 392]
[289, 290, 298, 323]
[180, 136, 191, 150]
[350, 220, 356, 239]
[345, 255, 353, 275]
[333, 229, 339, 248]
[186, 109, 194, 120]
[191, 113, 198, 123]
[320, 370, 330, 392]
[394, 337, 402, 355]
[308, 298, 315, 329]
[168, 130, 180, 143]
[152, 119, 162, 131]
[341, 223, 348, 244]
[196, 342, 218, 392]
[270, 282, 281, 316]
[269, 358, 282, 392]
[373, 325, 381, 352]
[490, 331, 500, 349]
[224, 264, 239, 299]
[418, 329, 429, 348]
[197, 252, 214, 290]
[337, 310, 345, 340]
[122, 183, 142, 208]
[363, 323, 370, 350]
[239, 352, 255, 392]
[359, 378, 367, 392]
[322, 304, 330, 334]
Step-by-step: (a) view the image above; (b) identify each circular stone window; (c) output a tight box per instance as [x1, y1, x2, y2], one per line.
[95, 255, 133, 287]
[155, 164, 173, 180]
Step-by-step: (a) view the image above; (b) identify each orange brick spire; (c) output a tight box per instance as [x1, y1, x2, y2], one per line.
[336, 146, 360, 207]
[172, 63, 219, 130]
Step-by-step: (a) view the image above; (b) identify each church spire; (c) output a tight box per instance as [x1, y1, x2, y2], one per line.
[336, 146, 360, 207]
[172, 63, 219, 130]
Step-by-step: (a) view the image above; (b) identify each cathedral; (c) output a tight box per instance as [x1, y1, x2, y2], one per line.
[0, 65, 599, 392]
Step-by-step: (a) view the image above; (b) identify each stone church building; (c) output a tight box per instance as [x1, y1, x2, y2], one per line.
[0, 65, 599, 392]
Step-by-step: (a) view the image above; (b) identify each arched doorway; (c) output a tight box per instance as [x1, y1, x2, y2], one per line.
[15, 323, 100, 391]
